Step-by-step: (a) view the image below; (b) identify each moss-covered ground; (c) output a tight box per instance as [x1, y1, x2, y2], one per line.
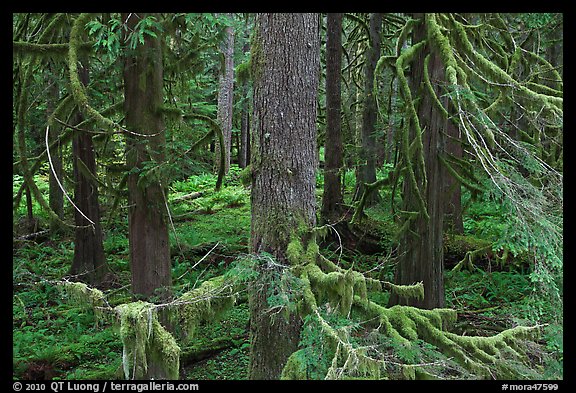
[12, 167, 562, 380]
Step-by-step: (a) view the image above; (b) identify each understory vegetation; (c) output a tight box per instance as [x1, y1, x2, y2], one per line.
[13, 12, 562, 381]
[12, 168, 563, 380]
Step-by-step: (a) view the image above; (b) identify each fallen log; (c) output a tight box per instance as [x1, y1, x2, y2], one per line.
[172, 191, 203, 203]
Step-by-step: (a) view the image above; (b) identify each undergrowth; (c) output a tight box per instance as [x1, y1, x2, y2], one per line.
[12, 167, 562, 380]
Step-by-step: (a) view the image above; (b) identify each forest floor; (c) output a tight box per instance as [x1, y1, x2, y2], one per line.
[12, 166, 563, 380]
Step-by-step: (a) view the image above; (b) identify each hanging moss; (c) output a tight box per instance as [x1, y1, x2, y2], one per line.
[448, 15, 562, 113]
[423, 54, 449, 119]
[59, 281, 109, 320]
[68, 13, 120, 133]
[174, 275, 236, 340]
[116, 301, 180, 380]
[386, 282, 425, 303]
[395, 40, 430, 222]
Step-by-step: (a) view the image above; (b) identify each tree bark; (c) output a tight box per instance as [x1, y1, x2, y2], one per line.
[215, 13, 235, 174]
[443, 120, 464, 234]
[46, 63, 64, 231]
[239, 33, 251, 169]
[122, 13, 172, 302]
[321, 13, 344, 223]
[249, 13, 319, 380]
[389, 14, 446, 309]
[355, 13, 383, 206]
[69, 61, 108, 285]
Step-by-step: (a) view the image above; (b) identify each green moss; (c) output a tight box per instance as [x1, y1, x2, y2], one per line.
[387, 282, 424, 303]
[238, 165, 252, 187]
[116, 301, 180, 380]
[280, 349, 308, 380]
[176, 275, 236, 339]
[60, 281, 106, 308]
[68, 13, 119, 132]
[59, 281, 108, 320]
[287, 236, 305, 266]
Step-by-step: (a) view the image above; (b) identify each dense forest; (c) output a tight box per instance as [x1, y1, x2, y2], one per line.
[13, 13, 563, 381]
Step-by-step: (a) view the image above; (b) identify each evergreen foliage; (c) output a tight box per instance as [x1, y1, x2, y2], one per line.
[13, 12, 562, 381]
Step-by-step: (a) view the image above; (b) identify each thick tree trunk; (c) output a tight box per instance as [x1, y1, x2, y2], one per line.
[355, 13, 383, 206]
[122, 13, 172, 302]
[249, 13, 319, 380]
[389, 14, 446, 309]
[321, 13, 344, 223]
[69, 61, 108, 285]
[215, 13, 235, 174]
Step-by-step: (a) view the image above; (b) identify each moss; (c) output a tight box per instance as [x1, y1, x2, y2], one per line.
[387, 282, 425, 303]
[449, 15, 562, 113]
[116, 301, 181, 380]
[395, 39, 430, 222]
[280, 349, 308, 380]
[60, 281, 106, 309]
[238, 164, 252, 187]
[426, 14, 457, 72]
[176, 275, 236, 340]
[236, 60, 251, 84]
[423, 54, 449, 119]
[286, 236, 305, 266]
[68, 13, 119, 132]
[149, 318, 180, 380]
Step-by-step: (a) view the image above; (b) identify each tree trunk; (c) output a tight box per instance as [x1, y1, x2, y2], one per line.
[389, 14, 446, 309]
[355, 13, 383, 206]
[321, 13, 344, 223]
[443, 120, 464, 234]
[215, 13, 235, 175]
[249, 13, 319, 380]
[46, 63, 64, 231]
[69, 61, 108, 286]
[122, 13, 172, 302]
[239, 36, 251, 169]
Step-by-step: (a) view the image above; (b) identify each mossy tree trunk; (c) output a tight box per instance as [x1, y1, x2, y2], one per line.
[321, 13, 344, 224]
[389, 14, 447, 309]
[215, 13, 234, 175]
[122, 13, 172, 303]
[69, 60, 108, 285]
[355, 13, 383, 207]
[249, 13, 320, 380]
[46, 62, 64, 232]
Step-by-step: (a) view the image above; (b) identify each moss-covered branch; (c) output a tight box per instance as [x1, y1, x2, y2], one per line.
[13, 40, 94, 56]
[396, 40, 429, 222]
[68, 13, 121, 133]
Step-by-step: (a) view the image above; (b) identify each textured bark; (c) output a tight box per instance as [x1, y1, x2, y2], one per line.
[69, 61, 108, 285]
[122, 13, 172, 301]
[356, 13, 383, 206]
[389, 14, 446, 309]
[249, 13, 319, 380]
[443, 121, 464, 234]
[215, 14, 235, 174]
[46, 64, 64, 229]
[321, 13, 344, 223]
[239, 37, 251, 169]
